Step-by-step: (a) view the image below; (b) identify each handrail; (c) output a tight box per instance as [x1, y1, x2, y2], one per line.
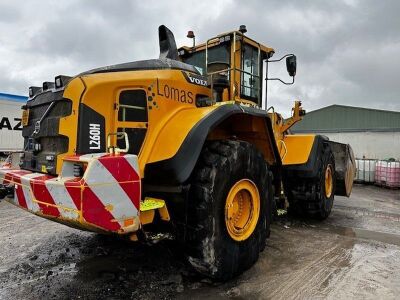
[278, 139, 288, 161]
[119, 104, 146, 110]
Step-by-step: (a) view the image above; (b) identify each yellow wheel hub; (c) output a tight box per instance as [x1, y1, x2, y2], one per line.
[325, 164, 333, 198]
[225, 179, 260, 241]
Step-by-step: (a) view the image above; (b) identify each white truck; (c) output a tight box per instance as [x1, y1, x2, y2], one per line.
[0, 93, 27, 157]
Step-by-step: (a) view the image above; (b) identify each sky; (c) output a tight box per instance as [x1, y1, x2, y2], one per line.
[0, 0, 399, 115]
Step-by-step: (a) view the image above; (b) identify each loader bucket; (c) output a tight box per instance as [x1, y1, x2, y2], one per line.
[329, 141, 355, 197]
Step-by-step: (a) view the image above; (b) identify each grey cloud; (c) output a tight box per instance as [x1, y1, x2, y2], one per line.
[0, 3, 21, 23]
[0, 0, 399, 114]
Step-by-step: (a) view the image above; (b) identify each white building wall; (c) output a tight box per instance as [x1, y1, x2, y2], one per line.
[317, 131, 400, 160]
[0, 99, 24, 152]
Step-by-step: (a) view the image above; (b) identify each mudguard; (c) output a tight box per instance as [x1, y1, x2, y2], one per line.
[282, 135, 328, 178]
[282, 135, 355, 197]
[144, 104, 281, 185]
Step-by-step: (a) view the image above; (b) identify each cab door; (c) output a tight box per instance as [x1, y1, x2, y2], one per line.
[240, 43, 261, 104]
[113, 89, 148, 155]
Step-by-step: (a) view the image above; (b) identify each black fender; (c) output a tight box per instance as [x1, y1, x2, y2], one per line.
[144, 104, 281, 185]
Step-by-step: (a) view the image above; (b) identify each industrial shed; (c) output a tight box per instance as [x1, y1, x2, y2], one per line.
[291, 105, 400, 160]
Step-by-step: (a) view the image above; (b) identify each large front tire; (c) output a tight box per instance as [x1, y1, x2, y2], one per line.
[184, 140, 273, 281]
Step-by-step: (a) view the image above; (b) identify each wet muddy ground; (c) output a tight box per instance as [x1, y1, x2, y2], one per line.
[0, 184, 399, 299]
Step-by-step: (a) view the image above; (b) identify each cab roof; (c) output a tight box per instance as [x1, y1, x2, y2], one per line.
[178, 30, 275, 56]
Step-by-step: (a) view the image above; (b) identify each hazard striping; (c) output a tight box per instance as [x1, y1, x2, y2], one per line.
[84, 159, 138, 226]
[45, 178, 79, 219]
[0, 153, 141, 233]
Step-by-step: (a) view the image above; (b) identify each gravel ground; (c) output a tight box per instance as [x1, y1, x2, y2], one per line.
[0, 184, 399, 299]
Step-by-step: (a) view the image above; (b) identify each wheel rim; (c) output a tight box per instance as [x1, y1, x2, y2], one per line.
[325, 164, 333, 198]
[225, 179, 260, 241]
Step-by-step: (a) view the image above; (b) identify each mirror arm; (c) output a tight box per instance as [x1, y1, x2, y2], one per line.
[268, 53, 295, 63]
[266, 53, 296, 85]
[267, 76, 295, 85]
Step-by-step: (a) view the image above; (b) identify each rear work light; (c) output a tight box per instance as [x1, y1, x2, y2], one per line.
[55, 75, 72, 89]
[28, 86, 42, 98]
[42, 81, 55, 91]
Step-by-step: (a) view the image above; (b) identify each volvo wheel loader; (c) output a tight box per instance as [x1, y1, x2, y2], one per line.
[0, 25, 355, 280]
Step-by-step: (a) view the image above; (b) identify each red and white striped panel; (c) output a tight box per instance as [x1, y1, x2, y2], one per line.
[0, 153, 141, 234]
[1, 169, 31, 185]
[18, 173, 43, 212]
[81, 154, 140, 232]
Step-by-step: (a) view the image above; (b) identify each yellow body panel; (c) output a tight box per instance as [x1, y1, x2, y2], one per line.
[74, 69, 211, 177]
[281, 134, 315, 165]
[57, 78, 85, 173]
[145, 106, 215, 164]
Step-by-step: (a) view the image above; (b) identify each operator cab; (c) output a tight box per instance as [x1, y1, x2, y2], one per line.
[178, 26, 275, 107]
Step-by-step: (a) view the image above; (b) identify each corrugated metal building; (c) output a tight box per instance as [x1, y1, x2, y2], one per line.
[0, 92, 28, 153]
[291, 105, 400, 160]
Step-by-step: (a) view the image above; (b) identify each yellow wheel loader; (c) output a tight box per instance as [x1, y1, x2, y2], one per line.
[0, 25, 355, 281]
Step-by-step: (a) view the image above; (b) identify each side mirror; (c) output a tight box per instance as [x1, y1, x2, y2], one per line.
[286, 55, 297, 77]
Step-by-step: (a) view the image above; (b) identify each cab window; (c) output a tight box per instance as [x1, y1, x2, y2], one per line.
[118, 90, 147, 122]
[181, 44, 230, 75]
[116, 89, 147, 155]
[241, 44, 260, 101]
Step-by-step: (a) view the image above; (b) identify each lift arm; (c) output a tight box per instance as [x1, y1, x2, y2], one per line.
[279, 101, 306, 134]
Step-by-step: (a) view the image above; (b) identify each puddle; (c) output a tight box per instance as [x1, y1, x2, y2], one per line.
[325, 225, 400, 246]
[333, 204, 400, 221]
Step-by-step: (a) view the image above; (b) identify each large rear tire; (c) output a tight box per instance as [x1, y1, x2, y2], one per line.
[286, 142, 336, 220]
[184, 140, 273, 281]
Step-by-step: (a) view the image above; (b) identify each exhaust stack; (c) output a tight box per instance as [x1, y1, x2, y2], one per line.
[158, 25, 178, 60]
